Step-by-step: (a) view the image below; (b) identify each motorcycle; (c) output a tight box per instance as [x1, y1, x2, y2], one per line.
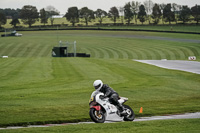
[89, 90, 135, 123]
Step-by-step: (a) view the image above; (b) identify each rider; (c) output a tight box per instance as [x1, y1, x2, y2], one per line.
[93, 80, 126, 114]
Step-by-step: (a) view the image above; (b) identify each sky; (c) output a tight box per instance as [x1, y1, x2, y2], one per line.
[0, 0, 199, 14]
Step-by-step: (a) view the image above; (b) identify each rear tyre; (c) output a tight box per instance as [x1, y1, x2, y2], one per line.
[123, 105, 135, 121]
[89, 108, 105, 123]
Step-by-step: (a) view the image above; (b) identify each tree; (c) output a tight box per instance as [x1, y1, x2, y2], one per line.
[40, 8, 48, 26]
[152, 3, 161, 24]
[191, 5, 200, 24]
[179, 6, 191, 24]
[118, 7, 124, 23]
[172, 3, 181, 24]
[131, 1, 140, 25]
[163, 4, 175, 24]
[79, 7, 95, 26]
[95, 9, 107, 25]
[20, 5, 39, 27]
[144, 0, 154, 24]
[10, 18, 20, 28]
[124, 2, 134, 25]
[0, 8, 21, 19]
[159, 3, 166, 24]
[108, 7, 119, 25]
[138, 5, 147, 24]
[65, 7, 79, 26]
[0, 12, 7, 27]
[45, 5, 60, 26]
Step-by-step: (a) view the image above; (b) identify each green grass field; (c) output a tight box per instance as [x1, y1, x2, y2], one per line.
[0, 30, 200, 131]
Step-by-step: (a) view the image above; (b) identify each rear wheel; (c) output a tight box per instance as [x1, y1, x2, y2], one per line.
[89, 108, 105, 123]
[123, 105, 135, 121]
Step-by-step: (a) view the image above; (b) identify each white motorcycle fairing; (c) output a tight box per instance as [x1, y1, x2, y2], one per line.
[90, 91, 128, 122]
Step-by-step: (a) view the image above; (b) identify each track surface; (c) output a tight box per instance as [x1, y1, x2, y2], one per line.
[134, 60, 200, 74]
[0, 112, 200, 130]
[74, 33, 200, 43]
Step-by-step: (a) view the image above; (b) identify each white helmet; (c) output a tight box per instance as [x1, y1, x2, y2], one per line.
[93, 80, 103, 91]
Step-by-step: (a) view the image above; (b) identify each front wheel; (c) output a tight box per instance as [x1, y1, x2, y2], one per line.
[123, 105, 135, 121]
[89, 108, 105, 123]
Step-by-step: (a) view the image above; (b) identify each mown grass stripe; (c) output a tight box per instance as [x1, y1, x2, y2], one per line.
[21, 43, 34, 57]
[0, 42, 6, 55]
[106, 47, 121, 59]
[26, 43, 42, 57]
[16, 43, 31, 57]
[112, 46, 129, 59]
[163, 48, 177, 60]
[123, 45, 143, 59]
[0, 58, 30, 82]
[179, 47, 195, 57]
[132, 49, 144, 59]
[99, 47, 110, 59]
[114, 46, 129, 59]
[163, 44, 188, 60]
[0, 57, 18, 67]
[8, 43, 25, 57]
[186, 45, 200, 57]
[147, 47, 163, 60]
[90, 47, 102, 58]
[101, 47, 113, 59]
[39, 44, 51, 57]
[175, 47, 187, 60]
[0, 58, 20, 77]
[83, 47, 96, 58]
[21, 43, 33, 57]
[95, 47, 106, 58]
[0, 43, 14, 56]
[134, 47, 149, 59]
[101, 46, 119, 59]
[125, 49, 138, 59]
[31, 43, 45, 57]
[144, 48, 157, 59]
[119, 44, 140, 59]
[171, 45, 188, 59]
[113, 47, 125, 59]
[167, 47, 184, 60]
[152, 43, 176, 60]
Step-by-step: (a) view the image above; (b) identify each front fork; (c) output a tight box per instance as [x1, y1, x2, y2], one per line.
[91, 106, 103, 119]
[91, 106, 101, 111]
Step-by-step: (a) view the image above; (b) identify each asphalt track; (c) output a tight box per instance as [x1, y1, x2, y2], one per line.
[72, 33, 200, 43]
[0, 112, 199, 130]
[134, 60, 200, 74]
[106, 34, 200, 43]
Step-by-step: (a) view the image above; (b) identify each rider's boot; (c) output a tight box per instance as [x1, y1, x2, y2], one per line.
[117, 103, 126, 115]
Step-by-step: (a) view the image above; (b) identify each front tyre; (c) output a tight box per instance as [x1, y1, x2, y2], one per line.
[89, 108, 105, 123]
[123, 105, 135, 121]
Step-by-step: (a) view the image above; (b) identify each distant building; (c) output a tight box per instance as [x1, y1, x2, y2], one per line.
[6, 16, 13, 19]
[52, 14, 64, 18]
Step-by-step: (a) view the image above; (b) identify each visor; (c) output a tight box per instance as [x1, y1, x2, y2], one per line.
[95, 84, 101, 89]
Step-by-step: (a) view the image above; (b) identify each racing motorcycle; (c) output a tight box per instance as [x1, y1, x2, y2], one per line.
[89, 90, 135, 123]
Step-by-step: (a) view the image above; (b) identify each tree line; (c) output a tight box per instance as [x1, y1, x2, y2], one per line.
[0, 1, 200, 28]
